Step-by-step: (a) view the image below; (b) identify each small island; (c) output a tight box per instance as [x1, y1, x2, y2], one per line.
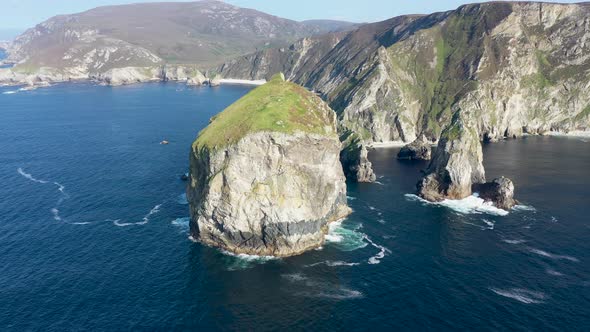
[187, 73, 351, 257]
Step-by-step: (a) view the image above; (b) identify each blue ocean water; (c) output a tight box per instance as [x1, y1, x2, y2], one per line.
[1, 83, 589, 330]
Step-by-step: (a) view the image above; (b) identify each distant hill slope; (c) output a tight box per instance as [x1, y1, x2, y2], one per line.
[4, 0, 355, 72]
[217, 2, 590, 143]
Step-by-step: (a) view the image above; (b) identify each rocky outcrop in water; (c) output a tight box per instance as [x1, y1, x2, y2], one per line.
[417, 111, 517, 209]
[340, 132, 376, 183]
[187, 74, 351, 257]
[398, 137, 432, 161]
[417, 111, 485, 201]
[187, 71, 208, 86]
[473, 177, 517, 210]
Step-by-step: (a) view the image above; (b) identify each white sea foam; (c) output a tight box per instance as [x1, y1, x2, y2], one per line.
[512, 205, 536, 212]
[325, 220, 368, 251]
[113, 204, 162, 227]
[374, 181, 385, 186]
[346, 195, 357, 200]
[222, 250, 278, 271]
[368, 206, 377, 211]
[17, 168, 48, 184]
[405, 193, 509, 216]
[489, 288, 547, 304]
[482, 219, 495, 230]
[529, 248, 579, 262]
[546, 268, 565, 277]
[283, 273, 364, 299]
[378, 219, 386, 224]
[306, 261, 361, 268]
[2, 90, 18, 94]
[71, 222, 92, 225]
[171, 217, 190, 232]
[364, 235, 391, 265]
[502, 239, 526, 245]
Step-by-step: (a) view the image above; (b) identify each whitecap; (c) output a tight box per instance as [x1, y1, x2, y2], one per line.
[346, 196, 357, 200]
[2, 90, 18, 94]
[71, 222, 92, 225]
[529, 248, 579, 262]
[378, 219, 386, 224]
[368, 206, 377, 211]
[489, 288, 547, 304]
[374, 181, 385, 186]
[405, 193, 509, 216]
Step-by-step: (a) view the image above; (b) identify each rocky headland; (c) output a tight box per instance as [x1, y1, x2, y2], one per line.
[187, 73, 351, 257]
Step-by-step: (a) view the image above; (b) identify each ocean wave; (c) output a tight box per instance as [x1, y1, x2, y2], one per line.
[482, 219, 495, 230]
[306, 260, 360, 268]
[529, 248, 579, 262]
[325, 220, 368, 251]
[405, 193, 509, 216]
[545, 268, 565, 277]
[282, 273, 364, 300]
[489, 287, 547, 304]
[171, 217, 190, 232]
[512, 205, 536, 212]
[222, 250, 278, 271]
[177, 193, 188, 205]
[502, 239, 526, 245]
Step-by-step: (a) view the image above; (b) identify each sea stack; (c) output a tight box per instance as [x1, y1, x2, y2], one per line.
[340, 131, 376, 183]
[397, 136, 432, 161]
[187, 73, 351, 257]
[417, 111, 517, 209]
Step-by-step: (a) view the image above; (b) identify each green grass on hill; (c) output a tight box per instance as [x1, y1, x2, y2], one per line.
[194, 73, 335, 150]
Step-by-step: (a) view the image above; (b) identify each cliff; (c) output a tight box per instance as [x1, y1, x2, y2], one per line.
[187, 74, 351, 257]
[217, 2, 590, 144]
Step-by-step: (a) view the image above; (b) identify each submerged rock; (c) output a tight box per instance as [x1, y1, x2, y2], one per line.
[187, 73, 351, 257]
[473, 177, 517, 210]
[397, 136, 431, 161]
[340, 131, 376, 183]
[417, 111, 485, 201]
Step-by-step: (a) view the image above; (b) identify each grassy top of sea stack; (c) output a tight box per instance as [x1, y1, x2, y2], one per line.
[193, 73, 336, 150]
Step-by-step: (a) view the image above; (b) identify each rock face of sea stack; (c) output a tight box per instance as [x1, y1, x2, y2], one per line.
[187, 73, 351, 257]
[417, 111, 516, 209]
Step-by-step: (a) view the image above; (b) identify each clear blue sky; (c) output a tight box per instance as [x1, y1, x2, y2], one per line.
[0, 0, 579, 34]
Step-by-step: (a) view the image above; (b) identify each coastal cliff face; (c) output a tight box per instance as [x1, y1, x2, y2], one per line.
[187, 74, 351, 257]
[217, 2, 590, 143]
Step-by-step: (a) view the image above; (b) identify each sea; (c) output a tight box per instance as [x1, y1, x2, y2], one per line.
[0, 82, 589, 331]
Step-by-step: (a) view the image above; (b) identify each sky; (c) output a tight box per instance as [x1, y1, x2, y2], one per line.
[0, 0, 579, 38]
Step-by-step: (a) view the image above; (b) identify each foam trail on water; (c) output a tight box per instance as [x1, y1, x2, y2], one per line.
[177, 193, 188, 205]
[529, 248, 579, 262]
[364, 235, 391, 265]
[405, 193, 509, 216]
[482, 219, 495, 230]
[502, 239, 526, 245]
[513, 205, 536, 212]
[282, 273, 364, 300]
[171, 217, 190, 232]
[113, 204, 162, 227]
[306, 261, 360, 268]
[546, 268, 564, 277]
[221, 250, 278, 271]
[2, 90, 18, 95]
[18, 168, 72, 223]
[489, 288, 547, 304]
[18, 168, 48, 184]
